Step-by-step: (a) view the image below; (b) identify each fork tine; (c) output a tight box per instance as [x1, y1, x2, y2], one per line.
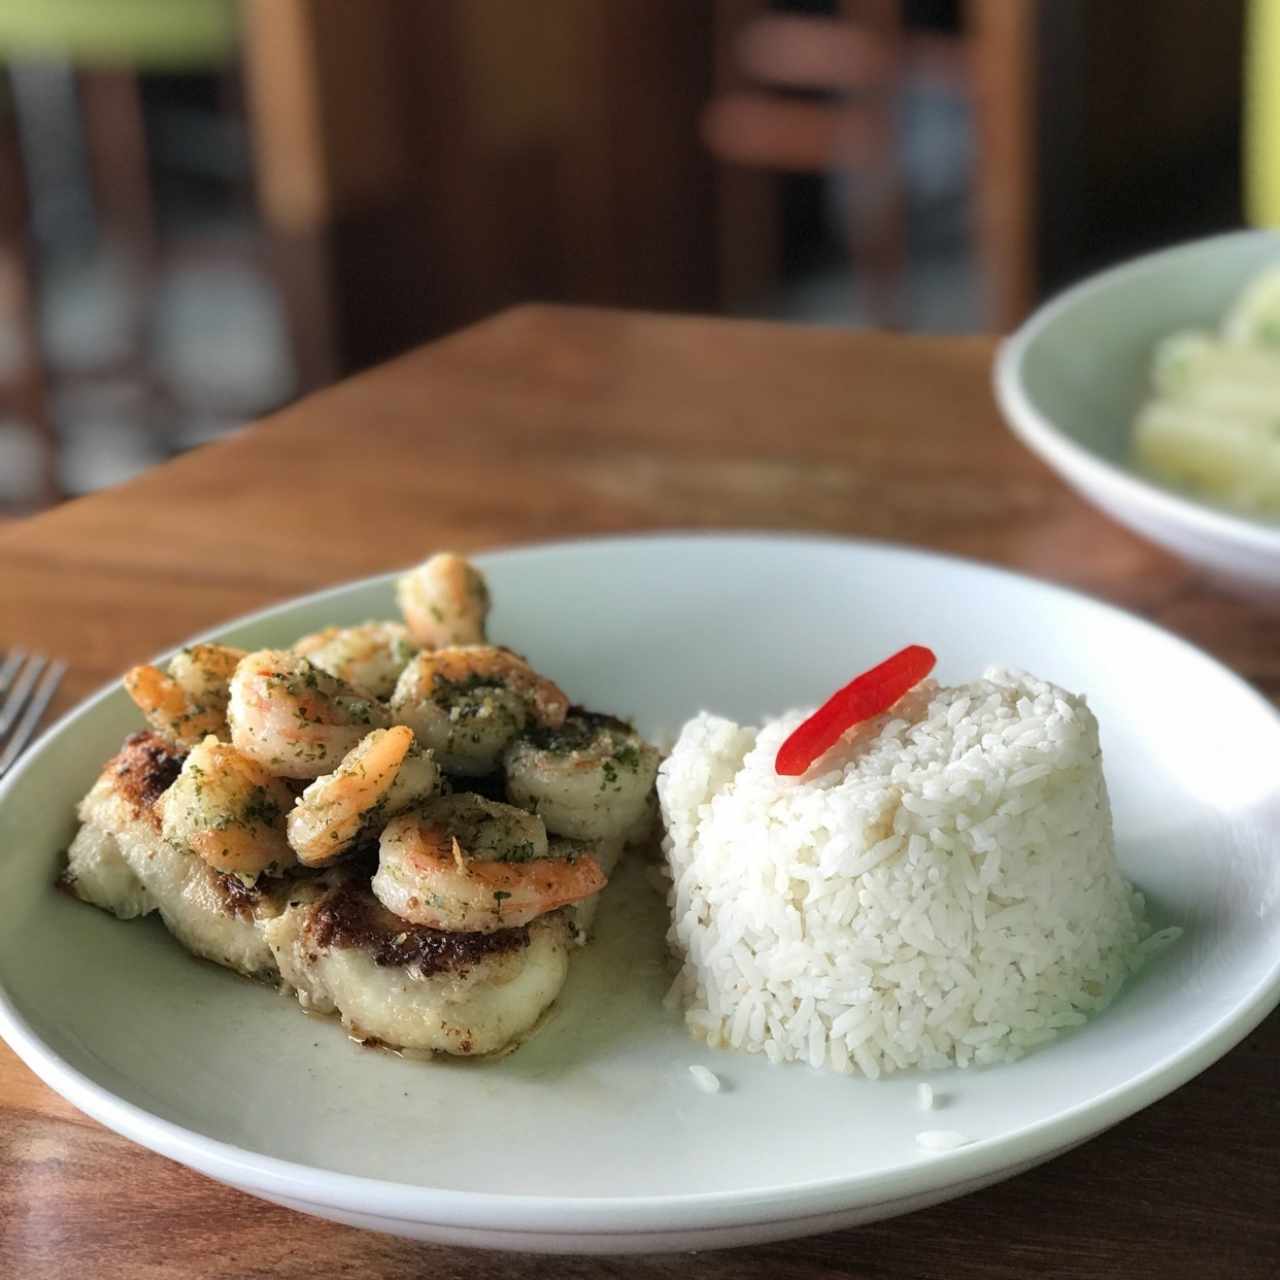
[0, 659, 65, 778]
[0, 654, 46, 740]
[0, 649, 25, 694]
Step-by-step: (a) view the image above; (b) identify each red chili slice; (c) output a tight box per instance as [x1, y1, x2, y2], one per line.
[774, 645, 937, 776]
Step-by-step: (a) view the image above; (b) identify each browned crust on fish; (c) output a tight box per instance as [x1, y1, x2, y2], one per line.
[215, 870, 263, 919]
[307, 881, 529, 974]
[92, 732, 273, 921]
[106, 731, 185, 829]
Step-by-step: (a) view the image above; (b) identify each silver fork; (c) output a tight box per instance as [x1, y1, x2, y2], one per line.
[0, 651, 67, 779]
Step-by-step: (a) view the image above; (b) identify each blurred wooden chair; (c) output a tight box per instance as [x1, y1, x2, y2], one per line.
[0, 0, 239, 506]
[704, 0, 1035, 331]
[238, 0, 1036, 390]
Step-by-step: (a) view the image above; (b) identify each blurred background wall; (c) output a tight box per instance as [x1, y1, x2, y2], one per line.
[0, 0, 1254, 513]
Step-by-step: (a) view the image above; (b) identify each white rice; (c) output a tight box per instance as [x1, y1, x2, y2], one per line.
[916, 1082, 935, 1110]
[658, 668, 1151, 1077]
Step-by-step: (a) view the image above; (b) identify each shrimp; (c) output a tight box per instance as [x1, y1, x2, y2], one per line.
[292, 621, 418, 699]
[504, 709, 660, 839]
[227, 649, 391, 779]
[159, 736, 297, 879]
[549, 834, 625, 934]
[372, 794, 605, 932]
[396, 552, 491, 648]
[374, 737, 440, 818]
[413, 792, 550, 860]
[123, 643, 247, 748]
[286, 726, 440, 866]
[389, 645, 569, 776]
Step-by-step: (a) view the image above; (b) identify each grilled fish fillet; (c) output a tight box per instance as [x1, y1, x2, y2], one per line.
[63, 732, 573, 1056]
[264, 870, 570, 1055]
[65, 732, 281, 978]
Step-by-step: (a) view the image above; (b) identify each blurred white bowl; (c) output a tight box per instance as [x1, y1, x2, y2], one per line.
[994, 230, 1280, 592]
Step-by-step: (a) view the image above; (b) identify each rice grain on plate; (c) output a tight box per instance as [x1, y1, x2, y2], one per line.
[688, 1065, 722, 1094]
[915, 1130, 971, 1153]
[659, 669, 1150, 1077]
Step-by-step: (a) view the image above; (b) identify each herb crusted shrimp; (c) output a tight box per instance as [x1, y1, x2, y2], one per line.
[286, 726, 440, 866]
[390, 645, 569, 776]
[159, 736, 297, 880]
[397, 551, 491, 649]
[292, 621, 418, 699]
[227, 649, 392, 779]
[371, 794, 606, 932]
[123, 643, 247, 748]
[504, 709, 660, 840]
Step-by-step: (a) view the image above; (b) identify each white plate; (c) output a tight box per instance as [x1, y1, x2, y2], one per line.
[995, 229, 1280, 592]
[2, 534, 1279, 1254]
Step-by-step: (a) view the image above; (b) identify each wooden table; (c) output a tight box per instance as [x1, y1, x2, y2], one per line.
[1, 307, 1276, 1277]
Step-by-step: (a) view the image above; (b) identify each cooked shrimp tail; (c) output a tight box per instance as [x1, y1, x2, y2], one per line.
[123, 643, 247, 748]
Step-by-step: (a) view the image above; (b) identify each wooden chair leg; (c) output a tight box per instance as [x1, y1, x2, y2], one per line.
[78, 68, 180, 452]
[79, 69, 158, 276]
[706, 3, 909, 327]
[241, 0, 341, 392]
[0, 74, 59, 506]
[841, 0, 907, 329]
[965, 0, 1036, 331]
[711, 0, 781, 313]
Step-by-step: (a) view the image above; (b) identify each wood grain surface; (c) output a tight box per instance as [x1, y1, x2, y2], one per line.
[1, 306, 1276, 1277]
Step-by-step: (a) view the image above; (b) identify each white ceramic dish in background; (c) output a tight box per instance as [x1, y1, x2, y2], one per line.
[2, 534, 1279, 1254]
[995, 229, 1280, 592]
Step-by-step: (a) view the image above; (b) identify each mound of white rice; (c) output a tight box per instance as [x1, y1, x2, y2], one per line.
[659, 668, 1152, 1076]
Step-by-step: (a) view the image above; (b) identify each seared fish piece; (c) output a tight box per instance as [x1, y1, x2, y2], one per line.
[62, 731, 284, 980]
[64, 731, 575, 1056]
[264, 870, 572, 1057]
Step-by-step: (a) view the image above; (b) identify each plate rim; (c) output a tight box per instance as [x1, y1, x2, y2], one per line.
[3, 530, 1279, 1237]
